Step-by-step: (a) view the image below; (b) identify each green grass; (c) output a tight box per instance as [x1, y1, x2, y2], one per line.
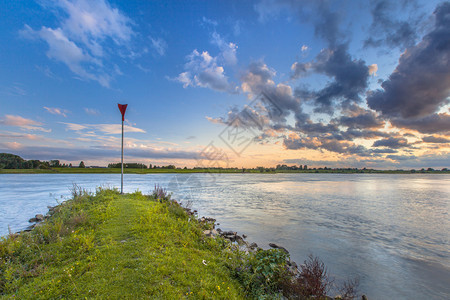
[0, 188, 246, 298]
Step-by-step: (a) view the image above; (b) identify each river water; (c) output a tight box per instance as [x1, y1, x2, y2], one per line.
[0, 173, 449, 299]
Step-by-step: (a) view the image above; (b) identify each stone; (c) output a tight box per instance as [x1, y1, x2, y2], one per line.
[268, 242, 289, 254]
[362, 295, 368, 300]
[249, 242, 258, 249]
[236, 235, 248, 246]
[35, 214, 45, 221]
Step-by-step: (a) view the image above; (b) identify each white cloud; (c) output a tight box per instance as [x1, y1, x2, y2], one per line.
[62, 122, 145, 134]
[211, 32, 238, 65]
[172, 31, 239, 93]
[44, 106, 70, 117]
[174, 50, 237, 93]
[20, 0, 134, 87]
[301, 45, 309, 51]
[0, 115, 51, 132]
[150, 37, 167, 56]
[84, 108, 100, 115]
[56, 0, 133, 48]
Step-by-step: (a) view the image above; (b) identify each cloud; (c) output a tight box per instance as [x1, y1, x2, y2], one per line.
[55, 0, 133, 49]
[0, 115, 50, 132]
[44, 106, 70, 117]
[283, 135, 371, 157]
[367, 2, 450, 128]
[336, 106, 384, 129]
[211, 32, 238, 65]
[294, 44, 370, 114]
[386, 154, 417, 161]
[20, 0, 134, 87]
[150, 37, 167, 56]
[174, 50, 237, 93]
[0, 83, 27, 96]
[241, 61, 301, 124]
[421, 135, 450, 144]
[84, 108, 100, 115]
[364, 0, 419, 50]
[62, 122, 145, 134]
[368, 64, 378, 76]
[301, 45, 308, 52]
[254, 0, 343, 48]
[0, 145, 203, 162]
[390, 113, 450, 134]
[372, 137, 409, 149]
[202, 17, 218, 27]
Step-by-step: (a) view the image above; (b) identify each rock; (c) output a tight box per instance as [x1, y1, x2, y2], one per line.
[24, 224, 35, 231]
[248, 242, 258, 250]
[362, 295, 368, 300]
[203, 229, 218, 238]
[268, 243, 289, 254]
[35, 214, 45, 221]
[242, 234, 247, 239]
[236, 235, 248, 246]
[29, 217, 38, 223]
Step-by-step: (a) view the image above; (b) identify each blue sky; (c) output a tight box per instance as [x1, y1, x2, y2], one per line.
[0, 0, 449, 169]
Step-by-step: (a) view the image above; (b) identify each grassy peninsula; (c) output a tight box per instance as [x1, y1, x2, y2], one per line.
[0, 188, 247, 298]
[0, 187, 359, 299]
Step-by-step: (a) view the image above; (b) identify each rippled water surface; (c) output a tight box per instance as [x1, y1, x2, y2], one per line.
[0, 173, 449, 299]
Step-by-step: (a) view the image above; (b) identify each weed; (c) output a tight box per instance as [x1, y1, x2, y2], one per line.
[152, 184, 171, 202]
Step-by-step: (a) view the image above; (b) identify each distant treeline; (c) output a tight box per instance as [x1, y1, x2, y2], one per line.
[108, 163, 176, 169]
[0, 153, 81, 169]
[1, 153, 448, 173]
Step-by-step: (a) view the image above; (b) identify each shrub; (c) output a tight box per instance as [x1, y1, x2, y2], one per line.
[233, 249, 290, 298]
[152, 184, 171, 201]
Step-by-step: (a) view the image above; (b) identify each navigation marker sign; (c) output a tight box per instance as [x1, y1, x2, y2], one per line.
[118, 104, 128, 194]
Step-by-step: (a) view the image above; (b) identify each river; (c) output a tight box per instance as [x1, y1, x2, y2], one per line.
[0, 173, 449, 299]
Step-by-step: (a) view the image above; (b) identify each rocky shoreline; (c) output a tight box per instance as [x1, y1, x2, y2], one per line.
[184, 207, 368, 300]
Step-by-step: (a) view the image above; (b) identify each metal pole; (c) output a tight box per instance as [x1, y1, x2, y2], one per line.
[121, 119, 124, 194]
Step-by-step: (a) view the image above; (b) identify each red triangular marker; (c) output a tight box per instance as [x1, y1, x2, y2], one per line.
[118, 104, 128, 121]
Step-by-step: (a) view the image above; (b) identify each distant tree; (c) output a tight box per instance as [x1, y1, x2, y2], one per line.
[50, 160, 61, 168]
[79, 161, 86, 168]
[149, 164, 152, 169]
[304, 165, 308, 170]
[69, 163, 73, 168]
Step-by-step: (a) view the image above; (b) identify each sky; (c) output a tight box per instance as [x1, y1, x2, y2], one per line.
[0, 0, 449, 169]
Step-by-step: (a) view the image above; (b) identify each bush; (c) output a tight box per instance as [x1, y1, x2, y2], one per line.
[233, 249, 290, 298]
[152, 184, 171, 202]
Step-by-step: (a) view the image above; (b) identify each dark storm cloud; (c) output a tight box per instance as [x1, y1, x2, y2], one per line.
[339, 129, 390, 140]
[372, 137, 409, 149]
[422, 135, 450, 143]
[283, 136, 371, 156]
[371, 148, 398, 154]
[337, 110, 384, 129]
[367, 2, 450, 125]
[294, 44, 370, 114]
[391, 113, 450, 134]
[386, 154, 418, 161]
[364, 0, 419, 50]
[313, 0, 343, 48]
